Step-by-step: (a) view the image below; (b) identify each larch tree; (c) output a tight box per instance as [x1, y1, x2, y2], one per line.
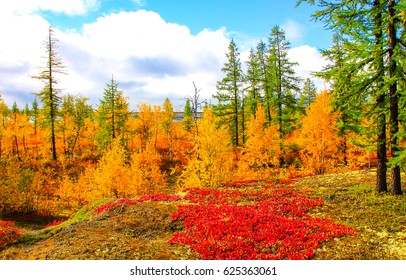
[161, 98, 175, 159]
[59, 95, 93, 158]
[98, 76, 129, 150]
[214, 39, 244, 146]
[31, 98, 40, 157]
[177, 109, 234, 189]
[32, 26, 66, 160]
[299, 90, 341, 175]
[298, 78, 317, 113]
[244, 48, 262, 118]
[256, 40, 273, 124]
[0, 95, 8, 156]
[182, 98, 193, 132]
[297, 0, 405, 195]
[239, 103, 280, 178]
[268, 26, 301, 164]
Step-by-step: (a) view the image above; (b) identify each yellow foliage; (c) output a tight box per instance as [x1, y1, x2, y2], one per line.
[238, 103, 281, 179]
[92, 139, 130, 198]
[129, 143, 166, 195]
[177, 109, 234, 189]
[299, 90, 341, 175]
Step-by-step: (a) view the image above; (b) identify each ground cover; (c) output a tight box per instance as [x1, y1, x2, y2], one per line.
[1, 170, 405, 260]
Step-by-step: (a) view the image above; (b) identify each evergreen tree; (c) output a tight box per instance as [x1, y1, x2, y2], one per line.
[32, 26, 66, 160]
[98, 76, 129, 150]
[213, 39, 244, 146]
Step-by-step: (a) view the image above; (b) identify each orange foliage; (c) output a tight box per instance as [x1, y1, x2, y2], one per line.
[298, 90, 341, 175]
[128, 142, 167, 195]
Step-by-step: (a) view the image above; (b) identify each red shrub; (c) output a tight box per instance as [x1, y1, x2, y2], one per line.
[0, 220, 22, 248]
[169, 181, 356, 260]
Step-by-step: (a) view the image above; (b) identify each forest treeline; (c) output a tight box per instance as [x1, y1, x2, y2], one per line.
[1, 0, 405, 216]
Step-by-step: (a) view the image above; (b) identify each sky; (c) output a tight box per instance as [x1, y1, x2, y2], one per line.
[0, 0, 332, 111]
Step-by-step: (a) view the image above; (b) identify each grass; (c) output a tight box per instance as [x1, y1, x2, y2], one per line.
[1, 169, 405, 260]
[294, 170, 406, 259]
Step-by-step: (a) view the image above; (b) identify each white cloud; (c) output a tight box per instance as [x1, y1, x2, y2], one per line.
[0, 10, 230, 110]
[281, 20, 304, 43]
[0, 7, 329, 110]
[288, 45, 329, 91]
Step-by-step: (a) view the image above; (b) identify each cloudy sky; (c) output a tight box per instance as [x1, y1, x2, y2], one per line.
[0, 0, 331, 110]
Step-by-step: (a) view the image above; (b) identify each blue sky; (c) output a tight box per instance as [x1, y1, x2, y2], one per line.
[39, 0, 332, 48]
[0, 0, 331, 110]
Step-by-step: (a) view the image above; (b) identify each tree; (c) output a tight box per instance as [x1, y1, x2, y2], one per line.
[177, 109, 234, 189]
[129, 142, 167, 195]
[268, 26, 301, 164]
[298, 78, 317, 112]
[182, 99, 193, 132]
[161, 98, 175, 159]
[214, 39, 244, 146]
[256, 40, 273, 124]
[98, 76, 129, 150]
[299, 90, 341, 174]
[239, 103, 280, 179]
[59, 95, 93, 158]
[297, 0, 405, 195]
[32, 26, 66, 160]
[31, 98, 40, 157]
[11, 102, 19, 157]
[244, 48, 262, 117]
[0, 95, 8, 156]
[133, 103, 155, 151]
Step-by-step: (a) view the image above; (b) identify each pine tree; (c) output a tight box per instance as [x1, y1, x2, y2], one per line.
[32, 26, 66, 160]
[214, 39, 244, 146]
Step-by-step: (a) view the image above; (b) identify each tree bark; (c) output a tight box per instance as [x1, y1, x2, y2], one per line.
[388, 0, 402, 195]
